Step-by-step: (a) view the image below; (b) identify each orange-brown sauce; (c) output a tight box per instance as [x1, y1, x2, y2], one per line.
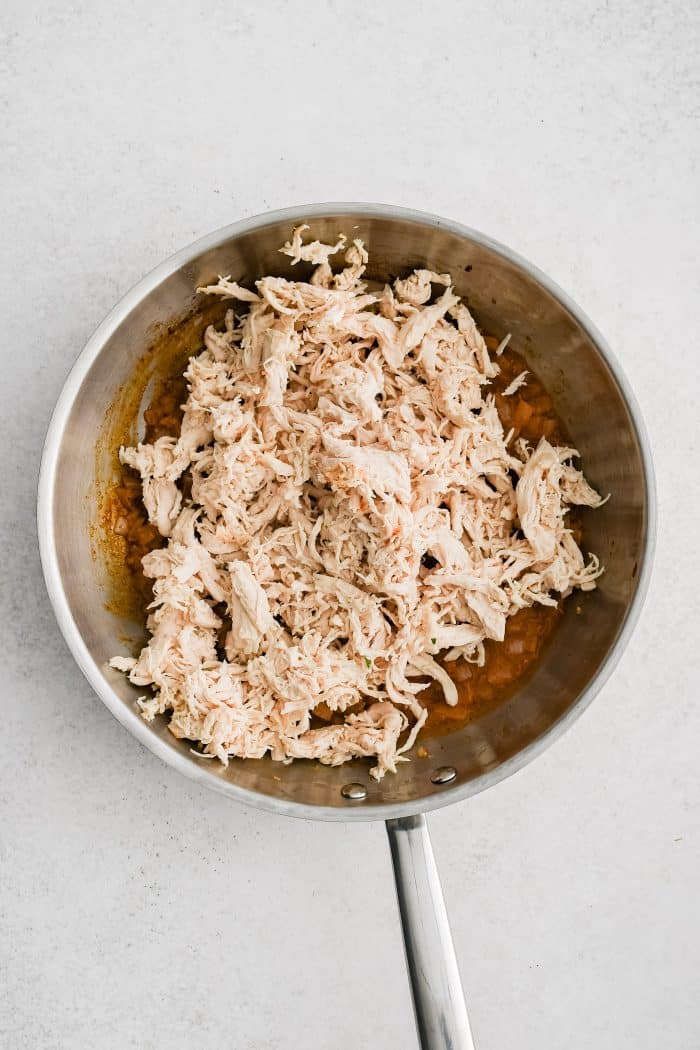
[417, 336, 570, 736]
[422, 604, 561, 734]
[490, 339, 566, 447]
[102, 372, 189, 606]
[105, 330, 572, 736]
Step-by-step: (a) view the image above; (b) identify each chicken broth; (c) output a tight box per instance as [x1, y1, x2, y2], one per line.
[107, 337, 570, 738]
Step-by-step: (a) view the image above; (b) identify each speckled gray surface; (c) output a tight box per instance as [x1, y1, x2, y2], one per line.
[1, 2, 699, 1048]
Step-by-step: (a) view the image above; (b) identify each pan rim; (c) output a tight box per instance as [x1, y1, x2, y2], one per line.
[37, 202, 656, 822]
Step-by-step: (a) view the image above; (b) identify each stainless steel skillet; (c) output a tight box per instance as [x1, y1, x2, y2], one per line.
[38, 204, 655, 1049]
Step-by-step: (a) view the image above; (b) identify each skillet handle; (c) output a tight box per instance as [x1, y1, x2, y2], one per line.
[386, 814, 475, 1050]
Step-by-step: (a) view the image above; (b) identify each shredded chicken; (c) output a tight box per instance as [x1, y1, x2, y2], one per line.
[111, 229, 605, 780]
[502, 370, 529, 396]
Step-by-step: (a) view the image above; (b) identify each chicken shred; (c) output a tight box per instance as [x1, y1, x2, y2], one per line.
[111, 228, 605, 780]
[502, 370, 529, 396]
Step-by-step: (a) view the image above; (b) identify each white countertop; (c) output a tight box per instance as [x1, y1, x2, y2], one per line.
[2, 1, 699, 1047]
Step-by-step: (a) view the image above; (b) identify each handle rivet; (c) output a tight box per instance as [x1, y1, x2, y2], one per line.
[431, 766, 457, 785]
[341, 782, 367, 801]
